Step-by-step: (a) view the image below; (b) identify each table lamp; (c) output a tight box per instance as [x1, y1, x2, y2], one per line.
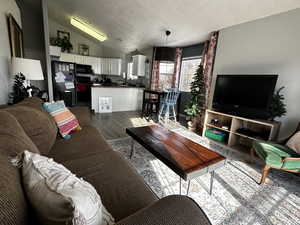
[11, 57, 44, 97]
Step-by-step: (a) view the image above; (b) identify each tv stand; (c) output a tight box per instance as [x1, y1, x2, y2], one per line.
[203, 110, 281, 155]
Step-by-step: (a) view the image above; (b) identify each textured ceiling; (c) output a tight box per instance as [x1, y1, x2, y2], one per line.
[47, 0, 300, 53]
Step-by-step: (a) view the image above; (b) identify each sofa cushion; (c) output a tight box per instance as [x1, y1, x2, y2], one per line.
[3, 106, 57, 155]
[0, 111, 39, 156]
[14, 151, 115, 225]
[69, 106, 92, 127]
[115, 195, 212, 225]
[49, 125, 112, 163]
[60, 151, 158, 221]
[43, 101, 82, 139]
[0, 150, 30, 225]
[16, 97, 57, 124]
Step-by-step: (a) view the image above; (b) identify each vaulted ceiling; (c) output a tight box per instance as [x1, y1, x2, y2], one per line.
[47, 0, 300, 53]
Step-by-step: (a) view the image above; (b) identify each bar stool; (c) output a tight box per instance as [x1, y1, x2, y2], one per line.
[158, 88, 180, 122]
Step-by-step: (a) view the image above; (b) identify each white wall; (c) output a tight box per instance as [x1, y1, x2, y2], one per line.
[212, 8, 300, 137]
[0, 0, 21, 104]
[48, 18, 103, 57]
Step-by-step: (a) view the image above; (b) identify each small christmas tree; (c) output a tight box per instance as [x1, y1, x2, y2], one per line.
[268, 86, 287, 121]
[9, 74, 29, 104]
[185, 64, 206, 119]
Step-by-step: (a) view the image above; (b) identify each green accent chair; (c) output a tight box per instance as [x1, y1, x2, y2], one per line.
[251, 122, 300, 184]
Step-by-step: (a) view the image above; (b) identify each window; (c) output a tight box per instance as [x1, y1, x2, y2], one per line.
[179, 57, 201, 92]
[127, 62, 137, 80]
[159, 62, 175, 89]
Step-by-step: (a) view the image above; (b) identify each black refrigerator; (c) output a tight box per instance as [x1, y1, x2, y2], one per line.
[51, 61, 77, 107]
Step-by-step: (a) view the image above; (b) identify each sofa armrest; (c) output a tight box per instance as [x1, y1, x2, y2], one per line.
[116, 195, 211, 225]
[69, 106, 91, 127]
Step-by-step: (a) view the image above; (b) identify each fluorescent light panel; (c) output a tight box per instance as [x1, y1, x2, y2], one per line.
[71, 17, 107, 42]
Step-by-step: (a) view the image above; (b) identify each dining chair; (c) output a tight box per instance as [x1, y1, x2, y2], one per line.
[158, 88, 180, 122]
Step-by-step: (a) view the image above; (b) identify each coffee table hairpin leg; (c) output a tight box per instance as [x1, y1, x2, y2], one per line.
[184, 171, 215, 196]
[179, 179, 191, 196]
[179, 178, 182, 195]
[130, 139, 135, 159]
[210, 171, 215, 195]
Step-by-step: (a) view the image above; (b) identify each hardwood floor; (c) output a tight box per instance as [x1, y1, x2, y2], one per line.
[91, 111, 187, 140]
[91, 111, 155, 140]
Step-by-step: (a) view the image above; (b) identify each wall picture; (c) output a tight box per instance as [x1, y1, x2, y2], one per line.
[78, 44, 89, 56]
[7, 14, 23, 57]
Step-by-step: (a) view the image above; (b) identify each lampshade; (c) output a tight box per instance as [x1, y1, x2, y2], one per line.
[11, 57, 44, 80]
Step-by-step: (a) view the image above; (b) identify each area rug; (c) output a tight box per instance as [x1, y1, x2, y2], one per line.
[108, 128, 300, 225]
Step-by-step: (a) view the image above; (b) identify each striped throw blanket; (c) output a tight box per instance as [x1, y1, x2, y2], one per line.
[43, 101, 81, 139]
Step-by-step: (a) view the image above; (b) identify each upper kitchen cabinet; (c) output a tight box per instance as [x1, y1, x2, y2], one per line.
[109, 58, 122, 76]
[132, 55, 146, 76]
[85, 56, 101, 74]
[74, 55, 85, 65]
[60, 53, 75, 63]
[100, 58, 122, 76]
[59, 53, 122, 75]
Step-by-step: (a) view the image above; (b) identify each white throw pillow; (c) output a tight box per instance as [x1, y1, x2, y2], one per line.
[286, 131, 300, 155]
[13, 151, 114, 225]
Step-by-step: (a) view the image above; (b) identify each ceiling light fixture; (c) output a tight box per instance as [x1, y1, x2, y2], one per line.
[70, 17, 107, 42]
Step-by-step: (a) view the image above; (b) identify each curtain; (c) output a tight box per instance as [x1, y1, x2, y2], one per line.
[172, 48, 183, 88]
[201, 31, 219, 108]
[150, 60, 160, 91]
[195, 31, 219, 132]
[150, 47, 182, 90]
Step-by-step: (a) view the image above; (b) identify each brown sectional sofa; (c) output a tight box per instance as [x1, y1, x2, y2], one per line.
[0, 97, 211, 225]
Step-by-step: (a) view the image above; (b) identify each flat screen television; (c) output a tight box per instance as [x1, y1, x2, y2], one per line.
[212, 75, 278, 119]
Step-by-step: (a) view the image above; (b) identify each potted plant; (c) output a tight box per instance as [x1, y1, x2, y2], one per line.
[50, 36, 73, 53]
[185, 64, 206, 132]
[9, 74, 29, 104]
[268, 86, 287, 121]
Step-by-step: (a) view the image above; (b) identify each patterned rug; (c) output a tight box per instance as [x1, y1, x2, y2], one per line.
[108, 128, 300, 225]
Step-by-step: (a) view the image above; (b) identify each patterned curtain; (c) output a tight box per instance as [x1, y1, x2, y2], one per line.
[150, 60, 160, 91]
[201, 31, 219, 108]
[195, 31, 219, 133]
[172, 48, 183, 88]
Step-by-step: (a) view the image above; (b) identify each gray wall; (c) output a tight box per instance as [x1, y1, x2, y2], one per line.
[0, 0, 21, 104]
[212, 8, 300, 137]
[19, 0, 47, 90]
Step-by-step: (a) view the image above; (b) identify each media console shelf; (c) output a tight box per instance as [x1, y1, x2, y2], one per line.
[202, 110, 281, 154]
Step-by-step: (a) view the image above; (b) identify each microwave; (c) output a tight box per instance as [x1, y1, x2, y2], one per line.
[76, 64, 93, 74]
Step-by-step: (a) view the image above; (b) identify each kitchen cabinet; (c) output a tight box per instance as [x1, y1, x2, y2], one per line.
[60, 53, 75, 63]
[100, 58, 109, 75]
[59, 53, 122, 76]
[109, 58, 122, 75]
[132, 55, 146, 76]
[100, 58, 122, 76]
[74, 55, 85, 65]
[49, 46, 61, 57]
[85, 56, 101, 74]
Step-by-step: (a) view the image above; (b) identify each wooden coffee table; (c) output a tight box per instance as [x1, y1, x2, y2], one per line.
[126, 125, 226, 195]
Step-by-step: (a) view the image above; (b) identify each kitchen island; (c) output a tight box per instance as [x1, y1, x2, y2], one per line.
[91, 86, 144, 113]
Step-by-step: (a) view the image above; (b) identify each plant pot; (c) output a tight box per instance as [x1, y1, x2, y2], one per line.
[187, 118, 197, 132]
